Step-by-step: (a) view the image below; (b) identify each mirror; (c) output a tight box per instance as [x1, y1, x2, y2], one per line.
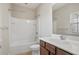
[53, 3, 79, 36]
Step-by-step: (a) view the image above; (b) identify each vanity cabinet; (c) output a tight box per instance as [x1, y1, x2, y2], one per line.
[40, 40, 72, 55]
[46, 42, 55, 55]
[40, 40, 49, 55]
[40, 40, 46, 47]
[40, 46, 49, 55]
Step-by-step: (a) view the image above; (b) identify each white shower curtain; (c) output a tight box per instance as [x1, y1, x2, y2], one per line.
[9, 17, 36, 54]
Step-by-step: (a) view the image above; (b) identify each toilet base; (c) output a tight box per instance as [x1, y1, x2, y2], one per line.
[30, 44, 40, 55]
[32, 50, 40, 55]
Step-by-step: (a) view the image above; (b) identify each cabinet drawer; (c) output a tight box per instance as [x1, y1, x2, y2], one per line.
[46, 42, 55, 54]
[56, 48, 71, 55]
[40, 46, 49, 55]
[40, 40, 46, 47]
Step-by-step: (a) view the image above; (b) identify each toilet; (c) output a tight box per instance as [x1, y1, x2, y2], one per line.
[30, 44, 40, 55]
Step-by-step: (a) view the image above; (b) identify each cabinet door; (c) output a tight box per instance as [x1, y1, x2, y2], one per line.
[40, 40, 46, 47]
[40, 46, 49, 55]
[46, 43, 55, 54]
[56, 48, 71, 55]
[49, 52, 55, 55]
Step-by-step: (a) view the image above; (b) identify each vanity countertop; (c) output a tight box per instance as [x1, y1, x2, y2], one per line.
[39, 37, 79, 55]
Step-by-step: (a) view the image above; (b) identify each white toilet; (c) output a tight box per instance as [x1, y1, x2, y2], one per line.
[30, 44, 40, 55]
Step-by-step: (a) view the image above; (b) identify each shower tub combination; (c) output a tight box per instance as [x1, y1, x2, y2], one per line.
[9, 17, 40, 55]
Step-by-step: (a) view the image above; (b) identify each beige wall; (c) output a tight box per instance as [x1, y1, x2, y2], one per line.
[0, 3, 11, 54]
[11, 5, 36, 20]
[53, 3, 79, 34]
[37, 3, 55, 37]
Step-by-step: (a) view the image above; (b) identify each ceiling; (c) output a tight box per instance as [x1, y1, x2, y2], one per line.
[12, 3, 40, 10]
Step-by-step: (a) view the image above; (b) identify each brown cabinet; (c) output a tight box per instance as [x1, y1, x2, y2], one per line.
[40, 40, 46, 47]
[40, 40, 72, 55]
[40, 46, 49, 55]
[46, 42, 55, 54]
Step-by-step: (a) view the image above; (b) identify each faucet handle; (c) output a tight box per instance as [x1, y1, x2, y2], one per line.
[60, 35, 66, 40]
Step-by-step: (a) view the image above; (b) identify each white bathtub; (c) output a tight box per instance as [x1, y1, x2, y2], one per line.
[8, 41, 38, 55]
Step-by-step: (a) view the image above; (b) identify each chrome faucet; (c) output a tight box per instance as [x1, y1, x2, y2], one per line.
[60, 35, 66, 40]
